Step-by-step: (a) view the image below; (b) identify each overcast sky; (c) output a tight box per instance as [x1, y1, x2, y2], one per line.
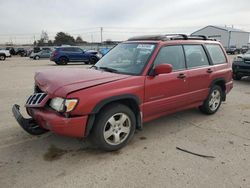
[0, 0, 249, 44]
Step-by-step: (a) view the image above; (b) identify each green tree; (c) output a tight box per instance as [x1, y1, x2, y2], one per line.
[54, 32, 75, 46]
[47, 40, 53, 46]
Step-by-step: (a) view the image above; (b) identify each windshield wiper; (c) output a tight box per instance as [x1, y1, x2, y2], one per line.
[99, 66, 118, 73]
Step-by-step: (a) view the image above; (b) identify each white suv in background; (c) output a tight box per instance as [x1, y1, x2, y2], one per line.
[0, 49, 11, 57]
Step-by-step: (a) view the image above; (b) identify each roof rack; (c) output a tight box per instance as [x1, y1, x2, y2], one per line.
[127, 34, 217, 41]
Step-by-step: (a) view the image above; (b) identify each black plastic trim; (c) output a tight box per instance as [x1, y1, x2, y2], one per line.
[84, 94, 141, 137]
[210, 78, 227, 101]
[12, 104, 48, 135]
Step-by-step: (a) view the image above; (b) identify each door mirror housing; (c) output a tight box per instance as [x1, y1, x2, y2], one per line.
[154, 64, 173, 75]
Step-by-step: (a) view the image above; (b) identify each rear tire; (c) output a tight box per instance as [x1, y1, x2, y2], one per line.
[59, 57, 68, 65]
[34, 55, 40, 60]
[91, 103, 136, 151]
[199, 85, 222, 115]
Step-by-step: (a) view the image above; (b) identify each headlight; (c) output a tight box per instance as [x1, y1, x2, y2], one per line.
[49, 97, 78, 113]
[96, 53, 102, 59]
[234, 56, 243, 62]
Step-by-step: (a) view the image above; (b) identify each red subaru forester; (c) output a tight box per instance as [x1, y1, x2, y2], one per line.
[13, 34, 233, 151]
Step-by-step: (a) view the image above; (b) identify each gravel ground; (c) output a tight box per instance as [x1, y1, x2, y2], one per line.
[0, 56, 249, 188]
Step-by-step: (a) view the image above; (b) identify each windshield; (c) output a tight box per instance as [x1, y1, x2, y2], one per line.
[94, 43, 156, 75]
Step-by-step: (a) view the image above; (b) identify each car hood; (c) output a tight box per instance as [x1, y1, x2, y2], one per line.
[35, 68, 131, 97]
[239, 54, 250, 59]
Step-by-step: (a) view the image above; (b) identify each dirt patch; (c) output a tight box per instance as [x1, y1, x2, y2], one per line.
[43, 145, 68, 161]
[239, 104, 250, 110]
[245, 92, 250, 95]
[139, 136, 147, 140]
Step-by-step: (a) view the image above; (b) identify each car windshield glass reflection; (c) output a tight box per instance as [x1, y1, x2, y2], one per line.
[95, 43, 156, 75]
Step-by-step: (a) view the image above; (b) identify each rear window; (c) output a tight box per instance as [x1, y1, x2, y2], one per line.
[184, 45, 209, 68]
[206, 44, 226, 65]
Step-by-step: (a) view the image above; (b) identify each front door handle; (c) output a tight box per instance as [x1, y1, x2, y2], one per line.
[207, 68, 213, 73]
[177, 73, 186, 79]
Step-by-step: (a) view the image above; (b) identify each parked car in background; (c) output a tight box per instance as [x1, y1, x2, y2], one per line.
[50, 47, 100, 65]
[0, 48, 11, 58]
[85, 50, 103, 59]
[12, 34, 233, 151]
[6, 47, 16, 55]
[232, 49, 250, 80]
[16, 48, 27, 56]
[226, 45, 239, 54]
[30, 49, 52, 60]
[99, 47, 111, 56]
[241, 46, 249, 54]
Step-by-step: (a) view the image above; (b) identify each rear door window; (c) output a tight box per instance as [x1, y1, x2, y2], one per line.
[184, 45, 209, 68]
[154, 45, 185, 71]
[205, 44, 227, 64]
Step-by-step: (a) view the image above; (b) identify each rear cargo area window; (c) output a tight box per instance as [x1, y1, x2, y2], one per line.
[205, 44, 226, 64]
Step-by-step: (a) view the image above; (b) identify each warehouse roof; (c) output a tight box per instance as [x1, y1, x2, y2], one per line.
[192, 25, 249, 34]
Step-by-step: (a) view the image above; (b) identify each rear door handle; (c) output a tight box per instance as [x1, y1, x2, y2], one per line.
[207, 68, 213, 73]
[177, 73, 186, 79]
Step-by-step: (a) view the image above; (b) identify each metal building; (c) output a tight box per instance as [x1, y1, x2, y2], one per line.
[191, 25, 250, 49]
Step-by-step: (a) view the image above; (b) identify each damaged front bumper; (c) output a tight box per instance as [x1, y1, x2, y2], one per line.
[12, 104, 48, 135]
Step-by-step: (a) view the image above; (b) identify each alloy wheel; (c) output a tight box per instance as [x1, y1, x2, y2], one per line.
[209, 89, 221, 111]
[103, 113, 131, 145]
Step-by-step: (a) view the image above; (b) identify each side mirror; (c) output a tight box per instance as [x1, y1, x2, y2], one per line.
[154, 64, 173, 75]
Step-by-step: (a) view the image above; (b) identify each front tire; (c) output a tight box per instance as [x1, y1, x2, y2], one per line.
[199, 85, 222, 115]
[0, 55, 6, 61]
[89, 56, 98, 64]
[34, 55, 40, 60]
[91, 103, 136, 151]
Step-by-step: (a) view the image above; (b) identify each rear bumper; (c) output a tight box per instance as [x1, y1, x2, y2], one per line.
[13, 104, 88, 138]
[50, 56, 56, 61]
[225, 81, 233, 94]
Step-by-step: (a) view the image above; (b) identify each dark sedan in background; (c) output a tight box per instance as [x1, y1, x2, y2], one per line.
[232, 49, 250, 80]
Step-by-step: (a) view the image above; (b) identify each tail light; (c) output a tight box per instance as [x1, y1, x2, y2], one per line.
[52, 51, 58, 57]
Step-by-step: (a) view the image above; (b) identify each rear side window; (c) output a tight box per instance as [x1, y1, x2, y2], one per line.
[154, 45, 185, 71]
[61, 48, 70, 52]
[205, 44, 226, 64]
[74, 48, 83, 53]
[184, 45, 209, 68]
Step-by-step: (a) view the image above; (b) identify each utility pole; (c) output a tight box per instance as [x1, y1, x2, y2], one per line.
[100, 27, 103, 43]
[33, 35, 36, 46]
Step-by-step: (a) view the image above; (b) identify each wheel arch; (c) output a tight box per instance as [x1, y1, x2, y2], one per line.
[210, 78, 226, 101]
[85, 94, 142, 137]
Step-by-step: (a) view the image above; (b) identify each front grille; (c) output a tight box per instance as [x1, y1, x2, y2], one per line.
[244, 60, 250, 64]
[26, 93, 47, 106]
